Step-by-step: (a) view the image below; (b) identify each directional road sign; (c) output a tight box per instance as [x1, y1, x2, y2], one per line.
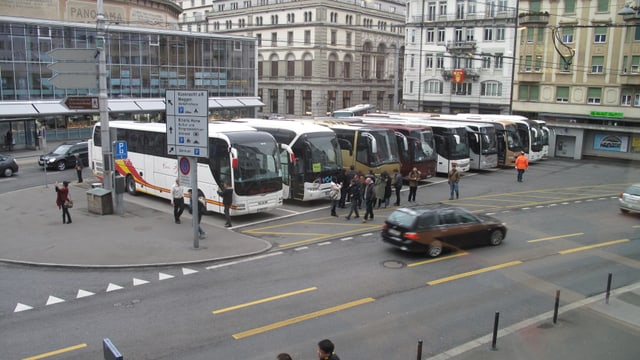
[63, 96, 99, 110]
[165, 90, 209, 158]
[48, 48, 98, 89]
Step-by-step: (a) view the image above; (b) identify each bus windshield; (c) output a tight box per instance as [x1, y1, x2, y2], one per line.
[448, 127, 470, 159]
[366, 129, 400, 167]
[479, 126, 498, 155]
[505, 124, 523, 152]
[296, 133, 342, 173]
[410, 130, 436, 162]
[229, 132, 281, 196]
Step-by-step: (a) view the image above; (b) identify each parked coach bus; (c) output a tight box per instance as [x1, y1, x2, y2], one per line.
[356, 121, 437, 179]
[310, 119, 401, 176]
[88, 121, 283, 216]
[454, 115, 524, 167]
[332, 104, 377, 118]
[232, 118, 342, 201]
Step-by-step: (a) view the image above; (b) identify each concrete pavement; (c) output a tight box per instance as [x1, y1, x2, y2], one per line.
[2, 144, 640, 359]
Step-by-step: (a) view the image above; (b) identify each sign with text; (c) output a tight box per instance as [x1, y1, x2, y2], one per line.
[63, 96, 99, 110]
[165, 90, 209, 158]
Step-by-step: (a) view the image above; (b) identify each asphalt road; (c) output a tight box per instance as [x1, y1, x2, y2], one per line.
[1, 158, 639, 359]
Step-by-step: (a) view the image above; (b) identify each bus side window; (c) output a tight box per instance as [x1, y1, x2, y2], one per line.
[338, 138, 352, 154]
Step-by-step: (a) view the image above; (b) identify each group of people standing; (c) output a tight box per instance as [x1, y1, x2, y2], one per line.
[331, 167, 406, 222]
[277, 338, 340, 360]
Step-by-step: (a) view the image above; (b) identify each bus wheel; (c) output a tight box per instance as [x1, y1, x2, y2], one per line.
[126, 175, 138, 196]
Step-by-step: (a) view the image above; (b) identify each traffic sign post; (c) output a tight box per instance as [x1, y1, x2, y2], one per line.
[47, 48, 98, 90]
[166, 90, 209, 248]
[63, 96, 99, 110]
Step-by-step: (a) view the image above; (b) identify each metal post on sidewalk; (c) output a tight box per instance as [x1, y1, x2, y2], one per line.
[553, 290, 560, 324]
[606, 272, 613, 304]
[491, 311, 500, 350]
[416, 339, 423, 360]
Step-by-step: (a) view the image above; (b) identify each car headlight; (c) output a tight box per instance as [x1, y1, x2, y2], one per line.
[48, 158, 56, 163]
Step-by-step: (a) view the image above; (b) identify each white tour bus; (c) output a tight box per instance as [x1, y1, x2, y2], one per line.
[232, 118, 343, 201]
[88, 121, 283, 216]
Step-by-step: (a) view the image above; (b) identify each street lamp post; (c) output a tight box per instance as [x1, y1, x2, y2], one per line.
[508, 0, 520, 115]
[417, 0, 426, 112]
[97, 0, 113, 192]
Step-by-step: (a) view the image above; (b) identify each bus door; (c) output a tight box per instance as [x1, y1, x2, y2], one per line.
[279, 143, 293, 200]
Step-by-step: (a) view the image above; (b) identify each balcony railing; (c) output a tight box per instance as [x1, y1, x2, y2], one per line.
[411, 10, 515, 24]
[518, 12, 550, 25]
[442, 69, 480, 81]
[446, 40, 477, 53]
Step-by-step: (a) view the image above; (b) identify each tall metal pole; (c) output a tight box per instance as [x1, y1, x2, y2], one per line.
[508, 0, 520, 115]
[393, 35, 400, 111]
[417, 0, 426, 112]
[97, 0, 113, 192]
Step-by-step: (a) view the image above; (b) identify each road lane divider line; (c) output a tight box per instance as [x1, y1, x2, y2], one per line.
[22, 343, 87, 360]
[278, 225, 381, 248]
[528, 232, 584, 243]
[427, 261, 523, 286]
[246, 231, 328, 236]
[558, 239, 629, 255]
[408, 252, 469, 267]
[232, 297, 375, 340]
[213, 287, 317, 315]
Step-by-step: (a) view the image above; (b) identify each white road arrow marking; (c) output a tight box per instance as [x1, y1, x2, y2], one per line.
[133, 278, 150, 286]
[158, 272, 174, 280]
[182, 268, 198, 275]
[14, 303, 33, 312]
[77, 289, 95, 298]
[46, 296, 65, 306]
[106, 283, 123, 292]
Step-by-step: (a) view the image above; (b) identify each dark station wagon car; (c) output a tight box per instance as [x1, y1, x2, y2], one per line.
[39, 141, 88, 171]
[382, 204, 507, 257]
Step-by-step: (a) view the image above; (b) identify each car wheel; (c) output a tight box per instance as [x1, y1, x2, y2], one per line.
[126, 175, 138, 196]
[489, 229, 504, 246]
[427, 241, 443, 258]
[56, 161, 67, 171]
[620, 208, 630, 214]
[3, 167, 13, 177]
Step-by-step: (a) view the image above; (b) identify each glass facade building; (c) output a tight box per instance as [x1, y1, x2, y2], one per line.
[0, 16, 260, 149]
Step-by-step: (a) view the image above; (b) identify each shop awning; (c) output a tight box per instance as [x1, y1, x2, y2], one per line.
[214, 98, 244, 108]
[0, 103, 38, 116]
[135, 100, 166, 111]
[108, 100, 141, 112]
[238, 97, 264, 106]
[32, 103, 71, 115]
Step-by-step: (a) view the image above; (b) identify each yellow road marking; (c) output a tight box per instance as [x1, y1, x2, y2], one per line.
[246, 231, 328, 236]
[528, 232, 584, 243]
[23, 343, 87, 360]
[408, 252, 469, 267]
[427, 261, 523, 286]
[232, 297, 375, 339]
[559, 239, 630, 255]
[632, 225, 640, 229]
[213, 287, 317, 314]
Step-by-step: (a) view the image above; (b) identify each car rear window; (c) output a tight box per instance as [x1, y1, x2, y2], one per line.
[626, 185, 640, 196]
[387, 210, 417, 228]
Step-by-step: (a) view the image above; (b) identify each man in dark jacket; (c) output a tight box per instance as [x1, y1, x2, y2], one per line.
[217, 181, 233, 227]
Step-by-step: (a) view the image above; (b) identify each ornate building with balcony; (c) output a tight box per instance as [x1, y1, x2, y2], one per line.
[403, 0, 517, 114]
[511, 0, 640, 161]
[178, 0, 405, 117]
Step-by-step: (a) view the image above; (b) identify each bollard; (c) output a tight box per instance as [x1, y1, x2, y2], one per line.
[491, 311, 500, 351]
[553, 290, 560, 324]
[605, 273, 613, 304]
[416, 340, 423, 360]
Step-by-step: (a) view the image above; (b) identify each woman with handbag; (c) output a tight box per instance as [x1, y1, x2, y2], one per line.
[55, 181, 72, 224]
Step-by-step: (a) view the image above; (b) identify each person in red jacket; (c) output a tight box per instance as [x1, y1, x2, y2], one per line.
[55, 181, 72, 224]
[515, 151, 529, 182]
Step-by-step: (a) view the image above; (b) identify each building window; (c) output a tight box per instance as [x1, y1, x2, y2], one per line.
[561, 27, 574, 43]
[343, 90, 352, 108]
[437, 28, 445, 43]
[270, 89, 278, 113]
[256, 34, 262, 47]
[409, 81, 414, 93]
[436, 54, 444, 68]
[594, 27, 607, 43]
[621, 89, 632, 106]
[524, 55, 532, 72]
[304, 11, 312, 22]
[427, 2, 436, 21]
[258, 60, 263, 79]
[304, 30, 311, 45]
[565, 0, 576, 13]
[287, 58, 295, 79]
[591, 56, 604, 73]
[287, 31, 293, 46]
[328, 55, 337, 79]
[425, 79, 443, 94]
[482, 55, 491, 69]
[331, 30, 337, 46]
[346, 32, 352, 47]
[597, 0, 609, 12]
[519, 84, 539, 101]
[271, 58, 279, 79]
[556, 86, 569, 103]
[271, 15, 279, 25]
[560, 57, 571, 72]
[426, 55, 433, 69]
[286, 89, 295, 115]
[363, 90, 370, 103]
[494, 53, 503, 69]
[344, 58, 351, 80]
[484, 28, 493, 41]
[496, 26, 505, 41]
[304, 58, 312, 78]
[587, 87, 602, 104]
[481, 81, 502, 96]
[410, 54, 415, 68]
[411, 29, 416, 43]
[452, 82, 472, 95]
[426, 28, 435, 43]
[456, 1, 465, 19]
[271, 33, 277, 47]
[439, 1, 447, 16]
[534, 56, 542, 71]
[256, 16, 263, 25]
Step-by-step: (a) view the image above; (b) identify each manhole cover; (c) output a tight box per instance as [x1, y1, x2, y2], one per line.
[382, 260, 405, 269]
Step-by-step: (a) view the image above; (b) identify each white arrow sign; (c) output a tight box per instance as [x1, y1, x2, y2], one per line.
[50, 73, 98, 89]
[48, 48, 97, 62]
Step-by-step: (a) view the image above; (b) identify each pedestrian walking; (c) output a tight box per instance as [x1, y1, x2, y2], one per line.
[74, 154, 83, 183]
[345, 178, 360, 220]
[357, 174, 365, 209]
[55, 181, 72, 224]
[217, 181, 233, 227]
[337, 168, 348, 208]
[5, 129, 13, 151]
[407, 167, 421, 203]
[363, 176, 376, 222]
[171, 178, 185, 224]
[196, 194, 206, 238]
[329, 176, 342, 217]
[374, 173, 386, 208]
[448, 162, 461, 200]
[317, 339, 340, 360]
[515, 151, 529, 182]
[392, 168, 403, 206]
[384, 171, 392, 207]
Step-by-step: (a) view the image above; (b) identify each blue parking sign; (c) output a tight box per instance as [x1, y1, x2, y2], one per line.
[114, 141, 128, 160]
